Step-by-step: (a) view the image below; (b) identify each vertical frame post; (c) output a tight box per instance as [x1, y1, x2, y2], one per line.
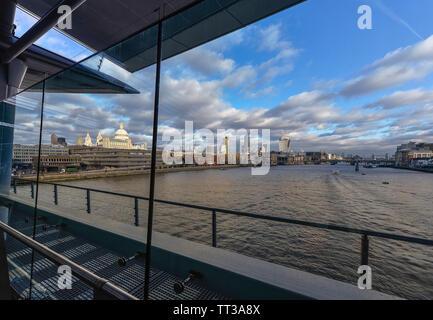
[0, 230, 12, 300]
[144, 17, 163, 300]
[212, 210, 217, 247]
[134, 197, 139, 226]
[53, 184, 58, 205]
[86, 189, 91, 214]
[361, 234, 369, 265]
[29, 79, 46, 300]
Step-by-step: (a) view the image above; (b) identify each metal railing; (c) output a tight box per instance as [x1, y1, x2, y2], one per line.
[0, 220, 139, 300]
[10, 177, 433, 266]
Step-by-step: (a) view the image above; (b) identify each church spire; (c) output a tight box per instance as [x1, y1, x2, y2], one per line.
[84, 132, 93, 146]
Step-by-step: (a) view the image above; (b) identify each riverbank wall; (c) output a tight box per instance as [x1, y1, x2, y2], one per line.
[13, 164, 250, 183]
[393, 166, 433, 173]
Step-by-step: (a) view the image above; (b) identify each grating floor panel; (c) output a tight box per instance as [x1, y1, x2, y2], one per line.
[5, 212, 227, 300]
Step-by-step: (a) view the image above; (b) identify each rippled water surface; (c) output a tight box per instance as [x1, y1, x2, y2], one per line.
[24, 165, 433, 299]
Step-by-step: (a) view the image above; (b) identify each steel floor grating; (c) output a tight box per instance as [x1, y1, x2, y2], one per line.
[4, 212, 227, 300]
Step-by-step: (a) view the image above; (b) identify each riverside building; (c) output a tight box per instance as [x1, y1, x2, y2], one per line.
[76, 122, 148, 150]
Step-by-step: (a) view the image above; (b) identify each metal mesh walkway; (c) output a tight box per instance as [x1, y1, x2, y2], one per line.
[5, 212, 227, 300]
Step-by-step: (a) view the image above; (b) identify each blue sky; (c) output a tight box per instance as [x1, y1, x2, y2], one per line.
[13, 0, 433, 155]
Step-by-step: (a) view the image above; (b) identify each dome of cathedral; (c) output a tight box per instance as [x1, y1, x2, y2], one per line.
[114, 121, 129, 140]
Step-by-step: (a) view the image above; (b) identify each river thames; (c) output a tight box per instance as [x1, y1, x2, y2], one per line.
[30, 164, 433, 299]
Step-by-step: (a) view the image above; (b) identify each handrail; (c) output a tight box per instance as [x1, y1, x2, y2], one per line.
[0, 220, 138, 300]
[10, 177, 433, 247]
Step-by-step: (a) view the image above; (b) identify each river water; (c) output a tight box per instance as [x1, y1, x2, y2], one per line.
[27, 164, 433, 299]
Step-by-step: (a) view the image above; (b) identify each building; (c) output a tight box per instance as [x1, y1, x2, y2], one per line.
[409, 150, 433, 159]
[76, 136, 84, 146]
[271, 151, 305, 165]
[326, 153, 343, 161]
[242, 134, 249, 155]
[279, 135, 291, 153]
[410, 158, 433, 168]
[83, 132, 93, 147]
[51, 133, 67, 146]
[77, 122, 148, 150]
[305, 152, 328, 164]
[270, 152, 278, 166]
[395, 142, 433, 166]
[33, 155, 81, 172]
[69, 146, 162, 169]
[220, 136, 232, 164]
[13, 144, 69, 165]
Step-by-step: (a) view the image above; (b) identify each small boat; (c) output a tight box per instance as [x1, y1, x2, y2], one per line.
[332, 170, 339, 175]
[382, 181, 390, 185]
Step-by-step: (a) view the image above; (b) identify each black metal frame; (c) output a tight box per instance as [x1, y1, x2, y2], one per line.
[28, 79, 46, 299]
[144, 1, 165, 297]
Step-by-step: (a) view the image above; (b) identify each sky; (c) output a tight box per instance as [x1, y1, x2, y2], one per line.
[11, 0, 433, 156]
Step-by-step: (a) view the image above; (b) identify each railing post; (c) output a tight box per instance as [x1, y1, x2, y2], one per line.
[86, 189, 91, 214]
[361, 234, 369, 265]
[53, 185, 58, 205]
[0, 230, 12, 299]
[31, 181, 34, 199]
[134, 197, 139, 226]
[13, 179, 16, 194]
[212, 210, 217, 247]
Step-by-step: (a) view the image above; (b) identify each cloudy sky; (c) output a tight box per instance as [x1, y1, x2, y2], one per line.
[11, 0, 433, 156]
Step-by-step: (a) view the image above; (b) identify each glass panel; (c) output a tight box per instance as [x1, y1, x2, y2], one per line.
[14, 7, 92, 62]
[0, 82, 44, 299]
[31, 22, 159, 300]
[152, 0, 433, 300]
[102, 0, 302, 73]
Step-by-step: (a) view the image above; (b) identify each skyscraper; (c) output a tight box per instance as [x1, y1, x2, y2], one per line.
[242, 134, 249, 155]
[279, 135, 291, 153]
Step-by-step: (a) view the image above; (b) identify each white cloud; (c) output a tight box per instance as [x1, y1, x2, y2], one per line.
[341, 35, 433, 97]
[178, 47, 235, 77]
[265, 90, 334, 117]
[258, 24, 292, 52]
[365, 88, 433, 109]
[11, 20, 433, 156]
[220, 65, 257, 89]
